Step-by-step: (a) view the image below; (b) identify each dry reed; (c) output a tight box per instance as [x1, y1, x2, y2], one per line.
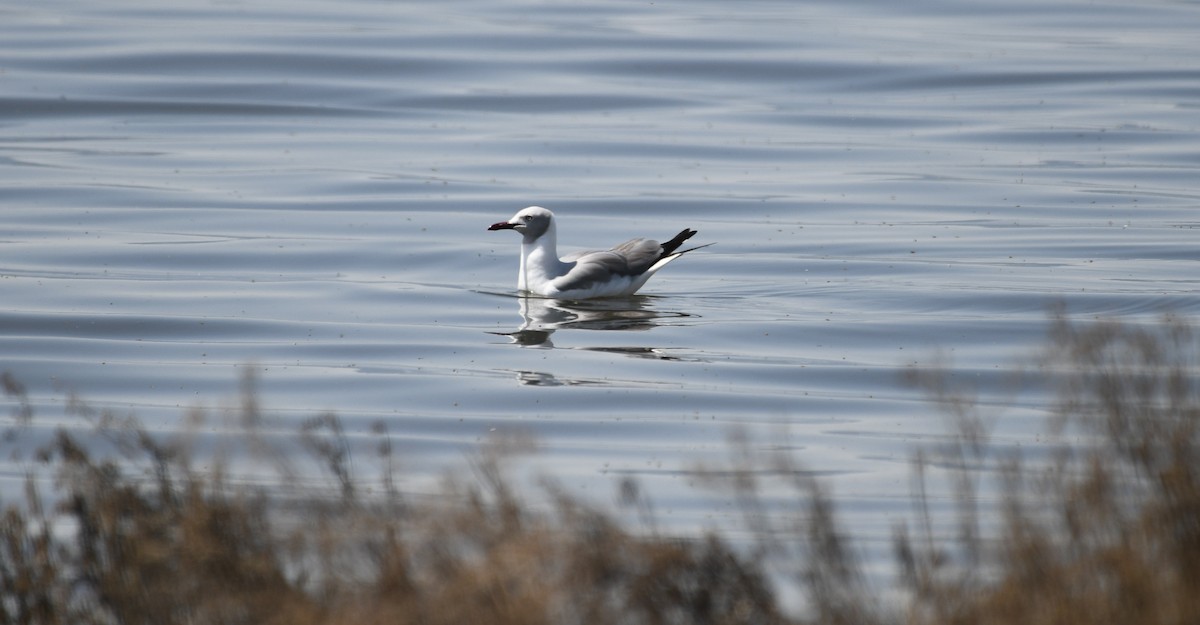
[0, 315, 1196, 624]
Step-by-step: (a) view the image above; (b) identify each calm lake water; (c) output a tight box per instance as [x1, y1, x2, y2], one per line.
[3, 0, 1199, 587]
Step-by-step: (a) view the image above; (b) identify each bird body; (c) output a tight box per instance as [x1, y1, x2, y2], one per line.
[488, 206, 708, 299]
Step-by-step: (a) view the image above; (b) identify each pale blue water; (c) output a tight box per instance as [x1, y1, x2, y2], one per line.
[2, 0, 1199, 585]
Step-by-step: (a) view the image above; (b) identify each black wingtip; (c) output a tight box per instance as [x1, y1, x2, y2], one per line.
[660, 228, 698, 256]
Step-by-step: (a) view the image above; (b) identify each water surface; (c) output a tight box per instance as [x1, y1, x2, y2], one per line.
[3, 0, 1199, 582]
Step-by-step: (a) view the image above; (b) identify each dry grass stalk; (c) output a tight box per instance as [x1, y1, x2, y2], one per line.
[0, 315, 1196, 624]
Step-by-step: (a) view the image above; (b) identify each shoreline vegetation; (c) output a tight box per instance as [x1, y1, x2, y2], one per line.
[1, 315, 1197, 624]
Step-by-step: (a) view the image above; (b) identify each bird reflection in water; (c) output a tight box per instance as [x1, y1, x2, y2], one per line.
[491, 295, 692, 356]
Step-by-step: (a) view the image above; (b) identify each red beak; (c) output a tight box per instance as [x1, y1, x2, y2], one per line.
[488, 221, 517, 231]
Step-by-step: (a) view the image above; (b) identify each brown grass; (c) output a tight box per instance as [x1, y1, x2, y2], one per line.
[0, 314, 1197, 625]
[894, 314, 1200, 625]
[0, 373, 785, 625]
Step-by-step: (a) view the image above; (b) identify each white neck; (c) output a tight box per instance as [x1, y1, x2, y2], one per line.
[518, 221, 570, 293]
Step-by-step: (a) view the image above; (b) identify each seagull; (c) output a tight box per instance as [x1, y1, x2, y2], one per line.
[488, 206, 710, 299]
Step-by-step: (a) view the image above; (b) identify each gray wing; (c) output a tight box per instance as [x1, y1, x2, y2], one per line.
[609, 238, 665, 275]
[555, 238, 663, 291]
[561, 238, 663, 275]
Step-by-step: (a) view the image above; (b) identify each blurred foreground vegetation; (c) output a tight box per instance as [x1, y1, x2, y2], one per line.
[1, 315, 1198, 624]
